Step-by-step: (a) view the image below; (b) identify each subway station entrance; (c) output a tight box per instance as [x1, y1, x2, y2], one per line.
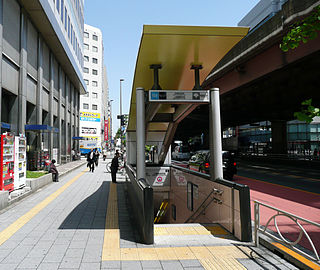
[124, 25, 252, 244]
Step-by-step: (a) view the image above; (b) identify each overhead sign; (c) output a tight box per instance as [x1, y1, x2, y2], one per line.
[80, 112, 101, 122]
[149, 90, 210, 103]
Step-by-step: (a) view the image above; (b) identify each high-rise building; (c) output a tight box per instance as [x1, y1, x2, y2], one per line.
[80, 24, 108, 153]
[0, 0, 86, 165]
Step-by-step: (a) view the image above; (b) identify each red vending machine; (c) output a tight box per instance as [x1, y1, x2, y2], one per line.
[0, 132, 15, 191]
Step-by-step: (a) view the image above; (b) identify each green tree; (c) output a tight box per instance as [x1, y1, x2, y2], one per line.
[280, 5, 320, 123]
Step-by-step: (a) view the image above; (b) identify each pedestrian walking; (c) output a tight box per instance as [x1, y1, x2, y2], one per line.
[87, 149, 95, 172]
[110, 152, 120, 183]
[94, 148, 100, 167]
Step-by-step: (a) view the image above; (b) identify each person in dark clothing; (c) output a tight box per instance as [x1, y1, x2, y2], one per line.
[94, 148, 100, 167]
[111, 152, 120, 183]
[87, 149, 95, 172]
[49, 159, 59, 182]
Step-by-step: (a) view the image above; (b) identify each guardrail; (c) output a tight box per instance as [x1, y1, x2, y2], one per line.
[254, 200, 320, 262]
[125, 164, 154, 244]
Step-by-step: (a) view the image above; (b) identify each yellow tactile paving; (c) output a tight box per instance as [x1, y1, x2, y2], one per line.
[189, 246, 214, 260]
[154, 225, 228, 236]
[102, 182, 120, 260]
[155, 247, 179, 260]
[101, 182, 268, 270]
[173, 246, 196, 260]
[0, 170, 86, 246]
[121, 248, 140, 260]
[138, 247, 159, 260]
[206, 226, 229, 235]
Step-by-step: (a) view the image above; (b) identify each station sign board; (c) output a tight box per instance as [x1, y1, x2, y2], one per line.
[149, 90, 210, 103]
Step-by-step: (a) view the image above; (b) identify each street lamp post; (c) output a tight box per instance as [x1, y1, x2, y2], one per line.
[108, 99, 114, 150]
[120, 79, 124, 152]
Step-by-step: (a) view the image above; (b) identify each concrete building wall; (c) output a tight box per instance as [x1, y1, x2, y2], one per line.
[0, 0, 84, 165]
[238, 0, 288, 30]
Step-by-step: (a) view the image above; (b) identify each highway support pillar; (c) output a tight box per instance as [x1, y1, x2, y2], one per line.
[136, 87, 146, 181]
[271, 120, 287, 154]
[209, 88, 223, 180]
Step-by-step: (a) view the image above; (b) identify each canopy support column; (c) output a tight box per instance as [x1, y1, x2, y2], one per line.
[209, 88, 223, 180]
[136, 87, 146, 181]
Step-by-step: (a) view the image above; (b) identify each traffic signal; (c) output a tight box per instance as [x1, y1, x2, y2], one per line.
[121, 115, 125, 126]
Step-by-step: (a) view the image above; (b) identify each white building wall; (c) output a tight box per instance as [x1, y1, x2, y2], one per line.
[80, 24, 105, 150]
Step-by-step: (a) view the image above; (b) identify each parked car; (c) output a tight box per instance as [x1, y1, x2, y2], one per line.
[188, 150, 237, 180]
[172, 145, 191, 161]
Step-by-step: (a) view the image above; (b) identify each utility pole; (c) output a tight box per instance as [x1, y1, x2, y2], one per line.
[120, 79, 124, 152]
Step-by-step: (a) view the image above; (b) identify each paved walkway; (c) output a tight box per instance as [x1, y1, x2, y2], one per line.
[0, 158, 298, 269]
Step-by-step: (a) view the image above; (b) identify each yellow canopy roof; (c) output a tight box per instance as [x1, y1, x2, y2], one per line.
[128, 25, 249, 131]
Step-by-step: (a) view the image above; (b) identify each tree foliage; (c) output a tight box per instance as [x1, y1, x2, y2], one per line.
[280, 5, 320, 123]
[280, 5, 320, 52]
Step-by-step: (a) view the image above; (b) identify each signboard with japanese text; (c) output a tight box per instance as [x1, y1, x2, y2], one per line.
[80, 112, 101, 122]
[149, 90, 210, 103]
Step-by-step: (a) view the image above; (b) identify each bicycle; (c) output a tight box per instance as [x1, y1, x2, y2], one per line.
[106, 160, 125, 174]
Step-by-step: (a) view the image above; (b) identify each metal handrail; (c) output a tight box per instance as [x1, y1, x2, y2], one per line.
[254, 200, 320, 262]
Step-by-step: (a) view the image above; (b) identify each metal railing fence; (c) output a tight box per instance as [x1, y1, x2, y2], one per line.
[254, 200, 320, 262]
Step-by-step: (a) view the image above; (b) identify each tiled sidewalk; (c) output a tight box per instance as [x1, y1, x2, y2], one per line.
[0, 158, 298, 269]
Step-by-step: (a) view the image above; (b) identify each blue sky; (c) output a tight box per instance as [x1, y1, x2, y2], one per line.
[84, 0, 260, 136]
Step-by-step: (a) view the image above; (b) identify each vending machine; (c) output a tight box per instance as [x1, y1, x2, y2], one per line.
[0, 132, 15, 191]
[14, 135, 27, 189]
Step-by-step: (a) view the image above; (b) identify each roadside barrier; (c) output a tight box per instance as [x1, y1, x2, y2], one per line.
[254, 200, 320, 262]
[125, 164, 154, 244]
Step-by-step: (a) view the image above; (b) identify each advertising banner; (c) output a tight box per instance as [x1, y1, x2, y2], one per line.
[104, 120, 108, 142]
[81, 127, 97, 135]
[80, 112, 101, 122]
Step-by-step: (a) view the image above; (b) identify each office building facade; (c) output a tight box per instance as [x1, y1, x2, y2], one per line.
[80, 24, 107, 153]
[0, 0, 86, 165]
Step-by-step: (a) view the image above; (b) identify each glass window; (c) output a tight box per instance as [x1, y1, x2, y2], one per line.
[83, 67, 89, 73]
[288, 124, 298, 133]
[56, 0, 60, 12]
[92, 69, 98, 75]
[92, 92, 98, 98]
[298, 124, 307, 132]
[64, 8, 67, 31]
[84, 79, 89, 85]
[84, 43, 89, 50]
[92, 81, 98, 87]
[84, 92, 89, 97]
[83, 103, 89, 109]
[92, 104, 98, 110]
[92, 46, 98, 52]
[93, 34, 98, 41]
[84, 32, 89, 38]
[92, 58, 98, 64]
[60, 0, 64, 21]
[84, 55, 89, 62]
[68, 16, 70, 38]
[310, 125, 317, 132]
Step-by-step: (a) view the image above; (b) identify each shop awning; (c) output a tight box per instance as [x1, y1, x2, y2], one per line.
[1, 122, 11, 129]
[25, 124, 59, 133]
[72, 136, 85, 140]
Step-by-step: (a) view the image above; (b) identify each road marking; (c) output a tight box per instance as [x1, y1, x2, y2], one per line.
[272, 242, 320, 270]
[0, 170, 87, 246]
[235, 175, 320, 196]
